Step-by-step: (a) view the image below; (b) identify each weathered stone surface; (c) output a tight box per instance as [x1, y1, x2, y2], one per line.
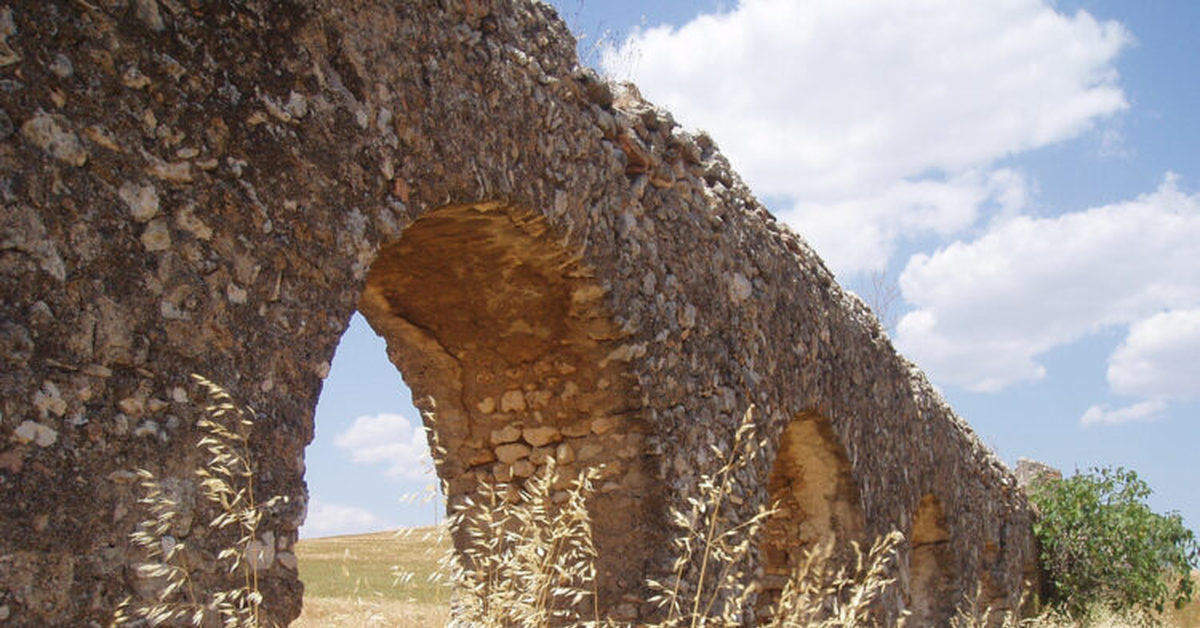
[139, 219, 172, 251]
[556, 442, 577, 465]
[590, 415, 619, 435]
[19, 110, 87, 166]
[489, 424, 522, 445]
[11, 421, 56, 447]
[275, 551, 298, 572]
[499, 389, 527, 413]
[1015, 457, 1063, 490]
[511, 459, 535, 478]
[118, 183, 160, 222]
[522, 425, 561, 447]
[562, 422, 591, 438]
[495, 442, 531, 465]
[0, 0, 1035, 625]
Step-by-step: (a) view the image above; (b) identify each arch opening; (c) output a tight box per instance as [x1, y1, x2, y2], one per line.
[908, 494, 957, 626]
[295, 313, 446, 617]
[354, 202, 660, 613]
[757, 412, 866, 620]
[301, 313, 441, 535]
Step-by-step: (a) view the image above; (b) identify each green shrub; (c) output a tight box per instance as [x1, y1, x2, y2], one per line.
[1028, 466, 1199, 622]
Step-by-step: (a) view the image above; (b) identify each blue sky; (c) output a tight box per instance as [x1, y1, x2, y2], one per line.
[300, 0, 1199, 538]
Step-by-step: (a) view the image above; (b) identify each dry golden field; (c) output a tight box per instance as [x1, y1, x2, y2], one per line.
[294, 529, 1197, 627]
[294, 528, 451, 627]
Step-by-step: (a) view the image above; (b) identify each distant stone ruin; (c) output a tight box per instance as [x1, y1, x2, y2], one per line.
[0, 0, 1036, 625]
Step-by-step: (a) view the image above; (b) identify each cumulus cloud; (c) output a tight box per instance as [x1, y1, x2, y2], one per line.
[333, 413, 436, 481]
[300, 498, 391, 538]
[1107, 309, 1200, 400]
[603, 0, 1129, 274]
[778, 169, 1031, 274]
[1080, 400, 1167, 427]
[896, 174, 1200, 395]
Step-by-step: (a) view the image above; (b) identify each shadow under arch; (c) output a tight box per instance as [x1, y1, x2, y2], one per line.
[352, 201, 661, 616]
[908, 493, 957, 626]
[757, 411, 867, 619]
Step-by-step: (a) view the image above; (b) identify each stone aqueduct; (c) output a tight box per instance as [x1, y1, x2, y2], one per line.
[0, 0, 1037, 625]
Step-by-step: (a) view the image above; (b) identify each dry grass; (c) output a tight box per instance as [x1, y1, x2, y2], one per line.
[292, 405, 1197, 627]
[445, 459, 604, 625]
[1165, 573, 1200, 628]
[296, 538, 1197, 628]
[114, 374, 288, 627]
[766, 532, 904, 628]
[296, 528, 449, 605]
[956, 605, 1197, 628]
[648, 407, 779, 627]
[292, 596, 449, 627]
[948, 576, 1200, 628]
[294, 527, 450, 625]
[138, 384, 1194, 628]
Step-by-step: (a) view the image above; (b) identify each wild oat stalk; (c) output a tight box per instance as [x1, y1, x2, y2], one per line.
[391, 405, 455, 604]
[376, 402, 1108, 628]
[647, 405, 778, 627]
[950, 582, 1019, 628]
[113, 374, 286, 628]
[952, 596, 1163, 628]
[113, 468, 206, 627]
[766, 530, 905, 628]
[445, 457, 603, 628]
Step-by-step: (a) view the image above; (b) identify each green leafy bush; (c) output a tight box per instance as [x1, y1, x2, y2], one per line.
[1028, 466, 1199, 621]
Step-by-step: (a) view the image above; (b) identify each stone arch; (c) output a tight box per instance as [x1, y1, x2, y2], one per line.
[356, 202, 660, 612]
[1, 0, 1040, 624]
[757, 412, 866, 616]
[908, 494, 957, 626]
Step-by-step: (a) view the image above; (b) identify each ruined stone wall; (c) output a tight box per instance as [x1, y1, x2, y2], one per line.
[0, 0, 1034, 625]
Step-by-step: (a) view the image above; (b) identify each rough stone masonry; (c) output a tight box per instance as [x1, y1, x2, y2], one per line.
[0, 0, 1037, 625]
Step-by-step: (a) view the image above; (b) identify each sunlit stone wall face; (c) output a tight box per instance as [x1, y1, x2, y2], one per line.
[359, 203, 661, 616]
[1, 0, 1035, 624]
[757, 413, 867, 618]
[907, 495, 957, 626]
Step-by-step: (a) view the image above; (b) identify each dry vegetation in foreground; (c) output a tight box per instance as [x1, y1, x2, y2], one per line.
[294, 528, 451, 627]
[291, 595, 449, 628]
[295, 528, 448, 604]
[121, 382, 1196, 628]
[295, 532, 1198, 627]
[1171, 576, 1200, 628]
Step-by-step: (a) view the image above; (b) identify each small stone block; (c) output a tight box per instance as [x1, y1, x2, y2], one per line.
[495, 442, 530, 464]
[522, 425, 561, 447]
[489, 424, 521, 445]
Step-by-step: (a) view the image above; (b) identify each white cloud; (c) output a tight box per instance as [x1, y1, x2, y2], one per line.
[1080, 400, 1167, 427]
[604, 0, 1129, 275]
[777, 169, 1030, 273]
[333, 413, 435, 481]
[896, 174, 1200, 393]
[1107, 309, 1200, 400]
[301, 498, 391, 538]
